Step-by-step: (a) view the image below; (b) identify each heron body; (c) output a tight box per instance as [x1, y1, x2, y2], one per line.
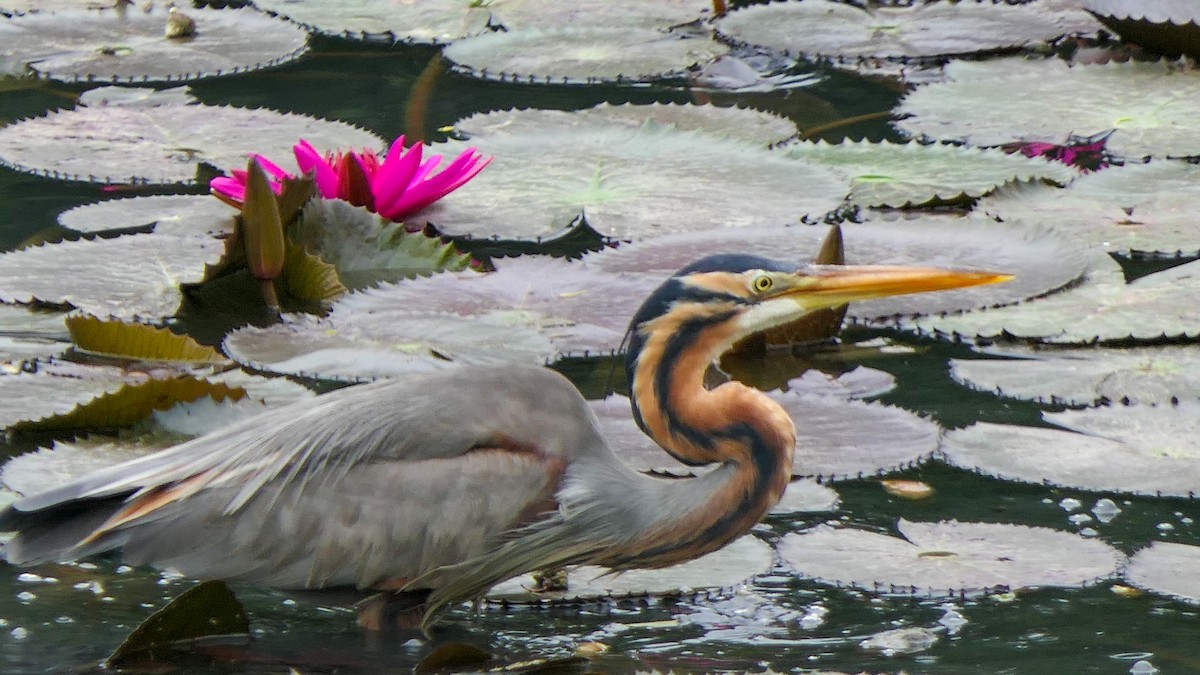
[0, 254, 1008, 629]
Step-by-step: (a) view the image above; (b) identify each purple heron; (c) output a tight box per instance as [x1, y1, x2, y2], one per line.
[0, 254, 1008, 630]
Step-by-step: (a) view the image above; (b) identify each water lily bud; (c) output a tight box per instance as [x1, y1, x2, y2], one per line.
[241, 158, 286, 282]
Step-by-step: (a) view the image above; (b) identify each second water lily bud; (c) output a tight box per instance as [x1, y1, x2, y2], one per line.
[240, 157, 286, 310]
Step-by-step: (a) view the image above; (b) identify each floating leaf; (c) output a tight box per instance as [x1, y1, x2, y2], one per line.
[77, 84, 197, 108]
[486, 0, 712, 32]
[293, 199, 471, 290]
[487, 536, 771, 602]
[910, 256, 1200, 344]
[717, 1, 1100, 60]
[0, 229, 228, 320]
[0, 103, 382, 185]
[0, 6, 308, 83]
[977, 161, 1200, 258]
[282, 239, 348, 305]
[455, 102, 797, 147]
[1124, 541, 1200, 604]
[106, 580, 250, 668]
[1084, 0, 1200, 59]
[949, 344, 1200, 406]
[895, 58, 1200, 160]
[0, 304, 70, 364]
[251, 0, 492, 43]
[941, 403, 1200, 497]
[784, 140, 1075, 208]
[421, 123, 848, 242]
[778, 520, 1122, 597]
[66, 315, 225, 364]
[58, 194, 233, 236]
[1, 434, 172, 497]
[444, 26, 728, 85]
[771, 479, 841, 515]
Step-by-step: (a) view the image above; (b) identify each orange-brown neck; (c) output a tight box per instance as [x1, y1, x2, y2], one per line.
[617, 304, 795, 566]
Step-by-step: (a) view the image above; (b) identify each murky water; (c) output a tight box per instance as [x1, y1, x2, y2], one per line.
[2, 33, 1200, 675]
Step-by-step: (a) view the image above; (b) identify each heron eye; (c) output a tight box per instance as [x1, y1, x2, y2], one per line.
[752, 275, 773, 293]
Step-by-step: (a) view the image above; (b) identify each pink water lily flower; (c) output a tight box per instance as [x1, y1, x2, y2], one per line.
[210, 136, 491, 221]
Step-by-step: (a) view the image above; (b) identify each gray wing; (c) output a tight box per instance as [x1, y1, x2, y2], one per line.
[0, 365, 605, 589]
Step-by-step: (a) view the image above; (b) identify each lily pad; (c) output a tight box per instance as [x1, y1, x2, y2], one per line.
[0, 304, 70, 364]
[0, 228, 227, 320]
[772, 479, 841, 515]
[778, 519, 1122, 596]
[486, 535, 771, 602]
[783, 140, 1075, 208]
[455, 102, 798, 147]
[249, 0, 492, 43]
[67, 316, 226, 364]
[910, 256, 1200, 344]
[949, 344, 1200, 406]
[222, 304, 556, 382]
[0, 6, 308, 83]
[443, 26, 728, 85]
[1084, 0, 1200, 59]
[420, 122, 848, 241]
[977, 161, 1200, 258]
[292, 199, 472, 290]
[0, 103, 382, 185]
[940, 403, 1200, 497]
[895, 58, 1200, 160]
[485, 0, 713, 32]
[1, 435, 172, 497]
[1124, 541, 1200, 604]
[716, 0, 1100, 60]
[590, 219, 1087, 322]
[77, 84, 197, 108]
[58, 194, 233, 236]
[106, 580, 249, 668]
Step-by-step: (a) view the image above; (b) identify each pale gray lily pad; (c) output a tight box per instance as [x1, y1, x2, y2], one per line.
[590, 219, 1087, 322]
[778, 519, 1122, 596]
[0, 6, 308, 83]
[0, 229, 226, 320]
[950, 344, 1200, 406]
[0, 435, 168, 497]
[486, 0, 712, 32]
[455, 102, 797, 147]
[590, 390, 939, 480]
[1124, 541, 1200, 604]
[0, 304, 70, 364]
[223, 301, 556, 383]
[422, 123, 846, 241]
[910, 256, 1200, 344]
[978, 161, 1200, 258]
[1084, 0, 1200, 59]
[895, 58, 1200, 160]
[249, 0, 492, 43]
[785, 366, 896, 400]
[772, 479, 840, 515]
[293, 199, 471, 289]
[940, 403, 1200, 497]
[78, 84, 196, 108]
[152, 369, 314, 436]
[0, 103, 382, 184]
[443, 26, 728, 85]
[487, 535, 771, 603]
[783, 140, 1075, 208]
[717, 0, 1101, 60]
[58, 194, 233, 236]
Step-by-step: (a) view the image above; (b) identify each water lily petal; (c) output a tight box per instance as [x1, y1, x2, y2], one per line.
[293, 139, 339, 198]
[251, 153, 291, 183]
[372, 141, 426, 216]
[384, 149, 490, 218]
[209, 176, 246, 205]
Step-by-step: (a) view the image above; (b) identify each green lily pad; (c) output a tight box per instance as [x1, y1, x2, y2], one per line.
[58, 194, 233, 236]
[292, 199, 472, 290]
[1125, 541, 1200, 604]
[950, 344, 1200, 406]
[222, 306, 556, 382]
[0, 6, 308, 83]
[250, 0, 492, 43]
[421, 120, 848, 241]
[895, 57, 1200, 160]
[910, 256, 1200, 344]
[455, 102, 797, 147]
[486, 535, 771, 603]
[778, 519, 1123, 596]
[0, 102, 382, 185]
[0, 229, 227, 320]
[940, 403, 1200, 497]
[443, 26, 728, 85]
[106, 580, 249, 668]
[978, 161, 1200, 258]
[716, 0, 1101, 60]
[783, 140, 1075, 208]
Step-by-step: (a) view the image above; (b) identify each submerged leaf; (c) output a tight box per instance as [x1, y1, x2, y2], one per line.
[66, 315, 226, 364]
[778, 520, 1122, 597]
[106, 580, 250, 668]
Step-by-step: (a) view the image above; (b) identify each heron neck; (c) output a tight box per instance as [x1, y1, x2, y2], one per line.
[618, 310, 795, 565]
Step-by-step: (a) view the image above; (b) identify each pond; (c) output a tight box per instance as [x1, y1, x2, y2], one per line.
[2, 2, 1200, 673]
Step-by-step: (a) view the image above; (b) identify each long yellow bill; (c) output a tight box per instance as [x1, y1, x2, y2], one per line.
[788, 264, 1013, 308]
